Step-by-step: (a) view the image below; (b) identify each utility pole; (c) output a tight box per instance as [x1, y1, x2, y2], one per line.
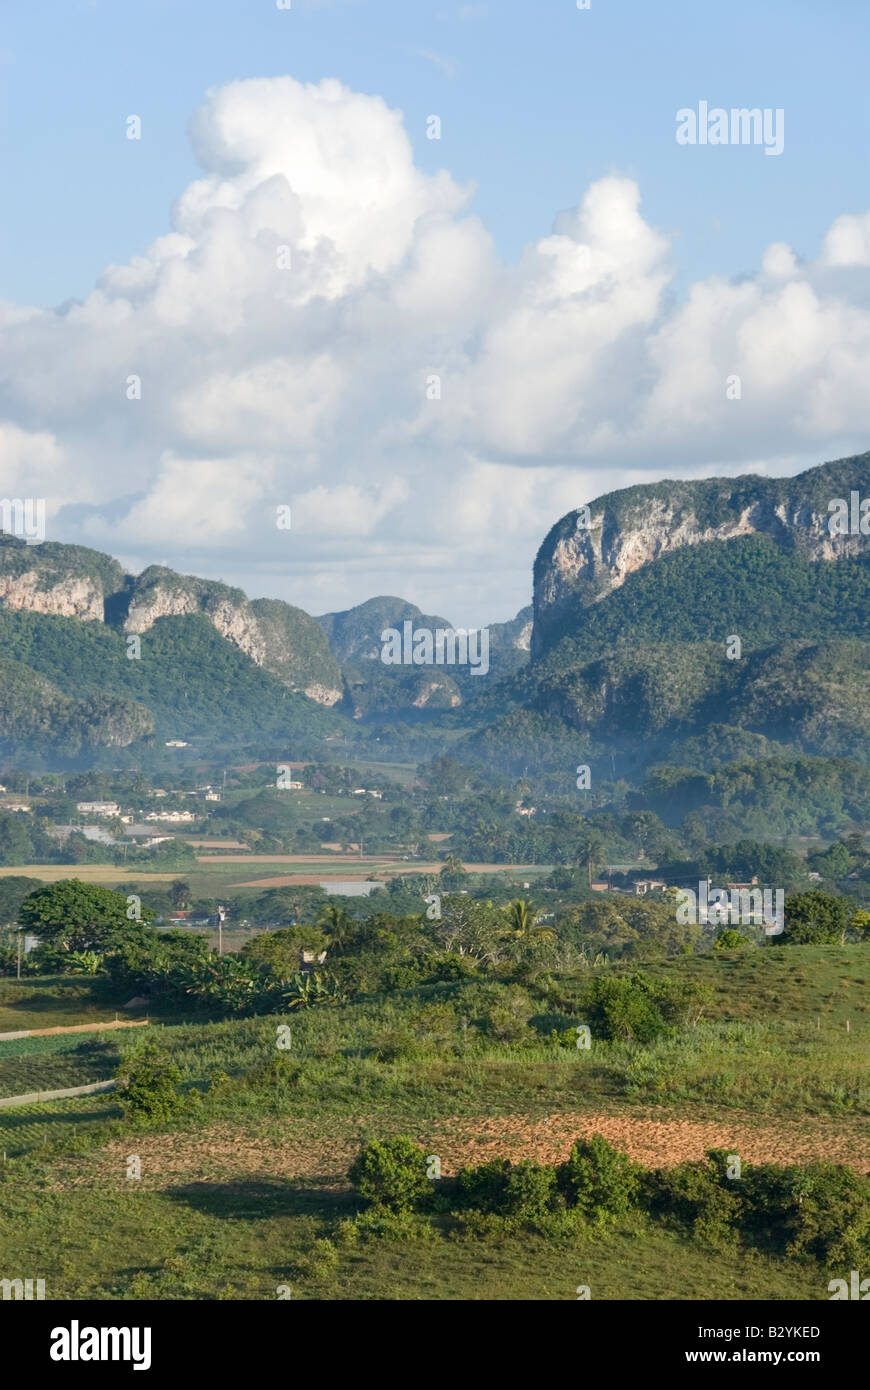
[17, 928, 22, 980]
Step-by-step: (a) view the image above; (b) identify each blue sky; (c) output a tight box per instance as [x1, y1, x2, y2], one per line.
[2, 0, 867, 307]
[1, 0, 869, 624]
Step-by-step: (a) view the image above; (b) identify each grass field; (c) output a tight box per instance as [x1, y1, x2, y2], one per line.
[0, 975, 149, 1033]
[0, 945, 868, 1299]
[0, 858, 551, 901]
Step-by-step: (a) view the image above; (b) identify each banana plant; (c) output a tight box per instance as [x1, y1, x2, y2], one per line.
[281, 971, 344, 1010]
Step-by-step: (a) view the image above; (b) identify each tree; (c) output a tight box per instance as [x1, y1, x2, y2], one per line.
[241, 925, 328, 978]
[169, 879, 191, 910]
[432, 897, 508, 963]
[0, 875, 42, 926]
[782, 891, 853, 945]
[580, 829, 606, 887]
[504, 898, 555, 944]
[316, 902, 354, 950]
[850, 909, 870, 940]
[117, 1045, 185, 1124]
[19, 880, 153, 953]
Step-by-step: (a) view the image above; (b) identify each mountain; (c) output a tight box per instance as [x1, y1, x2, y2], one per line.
[0, 537, 342, 707]
[0, 657, 153, 754]
[0, 609, 346, 761]
[249, 599, 343, 705]
[0, 536, 125, 622]
[532, 450, 870, 657]
[316, 597, 453, 663]
[316, 596, 533, 716]
[466, 451, 870, 776]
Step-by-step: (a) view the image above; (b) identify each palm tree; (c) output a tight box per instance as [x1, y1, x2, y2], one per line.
[581, 830, 606, 888]
[316, 902, 353, 951]
[504, 898, 555, 944]
[441, 853, 466, 877]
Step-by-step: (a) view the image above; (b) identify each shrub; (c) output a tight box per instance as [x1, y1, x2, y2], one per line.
[581, 974, 668, 1044]
[501, 1160, 559, 1218]
[714, 929, 751, 950]
[456, 1158, 512, 1214]
[483, 1005, 530, 1043]
[412, 1002, 459, 1047]
[642, 1154, 741, 1249]
[580, 971, 709, 1042]
[371, 1026, 418, 1062]
[456, 1158, 558, 1219]
[116, 1045, 185, 1124]
[556, 1133, 640, 1221]
[423, 952, 479, 982]
[348, 1137, 432, 1212]
[741, 1162, 870, 1265]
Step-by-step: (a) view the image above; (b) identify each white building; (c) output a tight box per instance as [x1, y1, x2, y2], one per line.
[75, 801, 120, 818]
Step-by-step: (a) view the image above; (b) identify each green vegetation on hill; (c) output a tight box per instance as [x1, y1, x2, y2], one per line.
[0, 534, 125, 600]
[474, 635, 870, 778]
[0, 656, 153, 754]
[317, 596, 453, 664]
[534, 535, 870, 665]
[250, 598, 342, 694]
[0, 610, 349, 755]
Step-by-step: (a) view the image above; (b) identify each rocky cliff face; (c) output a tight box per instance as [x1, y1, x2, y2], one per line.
[0, 570, 104, 621]
[532, 451, 870, 657]
[0, 537, 126, 623]
[124, 568, 268, 664]
[0, 540, 345, 707]
[250, 598, 343, 706]
[124, 573, 344, 705]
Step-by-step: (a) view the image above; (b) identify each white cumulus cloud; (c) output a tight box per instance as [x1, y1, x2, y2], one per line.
[0, 75, 869, 624]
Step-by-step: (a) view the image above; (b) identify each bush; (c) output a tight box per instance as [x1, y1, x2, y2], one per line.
[117, 1045, 186, 1124]
[422, 951, 479, 982]
[741, 1162, 870, 1265]
[556, 1133, 640, 1221]
[501, 1160, 559, 1218]
[714, 928, 751, 950]
[482, 1006, 530, 1043]
[581, 974, 668, 1044]
[456, 1158, 558, 1219]
[456, 1158, 513, 1214]
[371, 1026, 418, 1063]
[642, 1153, 741, 1249]
[580, 972, 709, 1042]
[348, 1137, 432, 1212]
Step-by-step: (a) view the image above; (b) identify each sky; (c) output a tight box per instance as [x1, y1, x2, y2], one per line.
[1, 0, 869, 625]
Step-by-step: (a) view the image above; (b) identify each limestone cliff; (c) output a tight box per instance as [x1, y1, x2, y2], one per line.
[532, 450, 870, 657]
[0, 536, 125, 622]
[0, 538, 345, 708]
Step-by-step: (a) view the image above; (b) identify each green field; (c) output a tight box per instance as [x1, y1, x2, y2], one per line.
[1, 946, 868, 1299]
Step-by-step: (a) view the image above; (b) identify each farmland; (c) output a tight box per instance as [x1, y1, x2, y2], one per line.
[1, 945, 868, 1300]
